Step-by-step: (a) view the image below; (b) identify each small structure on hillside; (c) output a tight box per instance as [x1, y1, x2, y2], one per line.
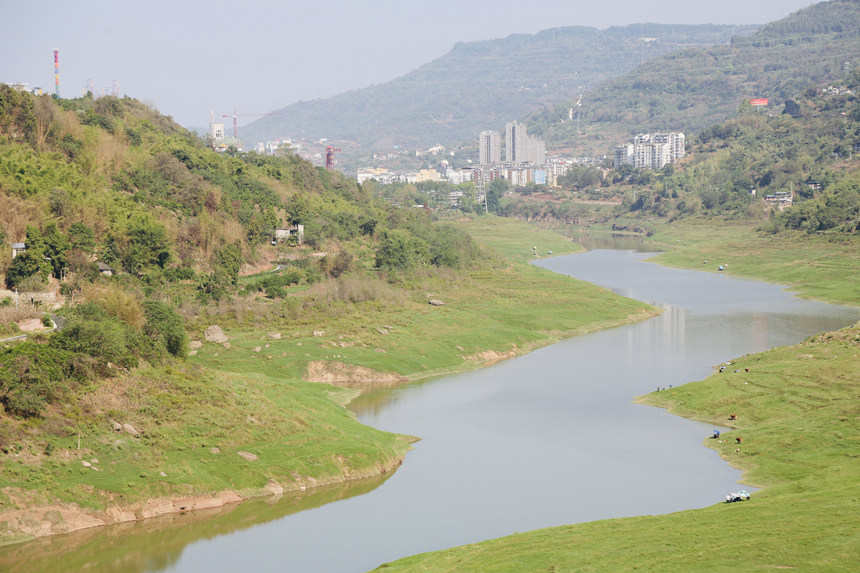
[97, 262, 114, 276]
[11, 243, 26, 258]
[273, 224, 304, 245]
[764, 191, 793, 211]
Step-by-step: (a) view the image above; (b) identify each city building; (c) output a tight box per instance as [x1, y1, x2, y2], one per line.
[208, 110, 225, 142]
[614, 132, 685, 169]
[505, 121, 546, 165]
[478, 130, 501, 164]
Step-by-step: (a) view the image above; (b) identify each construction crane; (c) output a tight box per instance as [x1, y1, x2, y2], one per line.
[325, 145, 342, 170]
[222, 110, 281, 139]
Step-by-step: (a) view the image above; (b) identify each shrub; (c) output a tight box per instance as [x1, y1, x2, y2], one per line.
[0, 342, 79, 417]
[143, 301, 188, 358]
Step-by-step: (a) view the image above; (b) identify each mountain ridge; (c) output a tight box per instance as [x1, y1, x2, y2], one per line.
[241, 23, 755, 154]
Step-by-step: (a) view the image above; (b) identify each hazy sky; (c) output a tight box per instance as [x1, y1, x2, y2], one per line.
[2, 0, 817, 129]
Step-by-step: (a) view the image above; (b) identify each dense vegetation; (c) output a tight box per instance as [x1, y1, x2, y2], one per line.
[494, 69, 860, 236]
[0, 85, 489, 424]
[529, 0, 860, 155]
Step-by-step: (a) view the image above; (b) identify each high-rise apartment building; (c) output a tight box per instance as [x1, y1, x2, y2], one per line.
[505, 121, 546, 165]
[505, 121, 525, 163]
[615, 132, 686, 169]
[479, 130, 501, 164]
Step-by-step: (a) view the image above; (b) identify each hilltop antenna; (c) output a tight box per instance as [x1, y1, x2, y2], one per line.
[222, 109, 282, 139]
[325, 145, 342, 169]
[53, 50, 59, 98]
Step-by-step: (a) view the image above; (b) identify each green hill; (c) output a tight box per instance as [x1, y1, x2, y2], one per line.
[240, 24, 752, 154]
[528, 0, 860, 155]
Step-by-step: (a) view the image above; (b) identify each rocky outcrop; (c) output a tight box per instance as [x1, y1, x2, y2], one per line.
[204, 325, 228, 344]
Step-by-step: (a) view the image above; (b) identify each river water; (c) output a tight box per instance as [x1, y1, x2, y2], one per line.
[2, 248, 857, 573]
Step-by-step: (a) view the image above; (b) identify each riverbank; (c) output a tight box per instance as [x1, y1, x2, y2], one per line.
[0, 218, 654, 546]
[638, 217, 859, 307]
[0, 364, 415, 545]
[372, 323, 860, 571]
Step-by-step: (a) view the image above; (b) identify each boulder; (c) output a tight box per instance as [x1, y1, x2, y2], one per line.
[188, 340, 203, 350]
[237, 451, 259, 462]
[428, 299, 445, 306]
[204, 325, 228, 344]
[267, 332, 282, 339]
[122, 423, 140, 437]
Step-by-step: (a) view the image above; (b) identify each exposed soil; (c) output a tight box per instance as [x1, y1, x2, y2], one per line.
[305, 360, 408, 387]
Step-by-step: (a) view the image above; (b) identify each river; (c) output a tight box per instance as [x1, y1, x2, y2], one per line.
[2, 247, 857, 573]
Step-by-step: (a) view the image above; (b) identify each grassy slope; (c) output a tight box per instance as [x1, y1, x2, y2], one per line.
[373, 325, 860, 572]
[645, 218, 860, 307]
[194, 216, 652, 384]
[0, 362, 413, 544]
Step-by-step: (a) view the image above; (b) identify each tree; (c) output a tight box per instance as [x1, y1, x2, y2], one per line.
[287, 193, 309, 224]
[67, 222, 96, 254]
[375, 229, 429, 273]
[5, 249, 50, 288]
[487, 179, 510, 213]
[121, 214, 171, 275]
[213, 242, 242, 285]
[143, 301, 188, 358]
[783, 99, 802, 118]
[41, 222, 69, 279]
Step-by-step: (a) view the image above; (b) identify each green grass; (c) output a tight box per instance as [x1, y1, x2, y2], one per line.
[192, 217, 651, 384]
[371, 325, 860, 572]
[456, 215, 585, 262]
[0, 364, 413, 545]
[645, 218, 860, 307]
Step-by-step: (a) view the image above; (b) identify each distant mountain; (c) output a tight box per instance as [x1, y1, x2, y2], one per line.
[528, 0, 860, 155]
[241, 24, 754, 153]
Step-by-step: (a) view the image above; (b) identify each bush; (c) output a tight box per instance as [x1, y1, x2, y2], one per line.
[0, 343, 79, 417]
[375, 229, 430, 273]
[143, 301, 188, 358]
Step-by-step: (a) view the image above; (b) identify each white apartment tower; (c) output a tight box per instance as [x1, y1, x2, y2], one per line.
[615, 132, 686, 169]
[479, 130, 501, 164]
[506, 121, 525, 163]
[505, 121, 546, 165]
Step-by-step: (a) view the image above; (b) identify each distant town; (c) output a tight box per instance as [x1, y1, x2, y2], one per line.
[209, 110, 689, 196]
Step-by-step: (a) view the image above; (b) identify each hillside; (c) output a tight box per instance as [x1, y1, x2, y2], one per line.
[528, 0, 860, 155]
[240, 24, 753, 155]
[0, 86, 654, 543]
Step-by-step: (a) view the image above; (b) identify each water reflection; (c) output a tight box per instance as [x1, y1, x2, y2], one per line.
[573, 232, 656, 252]
[0, 474, 393, 573]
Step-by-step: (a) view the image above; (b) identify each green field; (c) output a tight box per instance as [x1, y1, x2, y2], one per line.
[372, 325, 860, 572]
[646, 218, 860, 307]
[192, 216, 650, 386]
